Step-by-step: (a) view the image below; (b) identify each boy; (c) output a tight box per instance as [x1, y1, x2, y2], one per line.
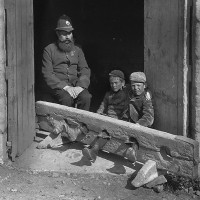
[123, 72, 154, 162]
[126, 72, 154, 127]
[82, 70, 129, 162]
[97, 70, 127, 119]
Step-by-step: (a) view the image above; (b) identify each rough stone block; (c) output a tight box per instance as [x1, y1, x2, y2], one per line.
[35, 101, 199, 178]
[153, 185, 164, 193]
[145, 175, 167, 188]
[131, 160, 158, 187]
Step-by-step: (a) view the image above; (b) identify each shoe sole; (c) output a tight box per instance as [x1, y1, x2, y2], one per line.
[82, 148, 96, 163]
[126, 148, 137, 163]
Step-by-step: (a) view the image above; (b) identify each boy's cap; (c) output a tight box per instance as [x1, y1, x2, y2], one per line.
[109, 70, 125, 79]
[129, 72, 146, 83]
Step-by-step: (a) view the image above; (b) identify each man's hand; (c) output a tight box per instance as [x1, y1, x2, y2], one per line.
[63, 86, 84, 99]
[63, 85, 70, 91]
[74, 86, 84, 96]
[63, 86, 77, 98]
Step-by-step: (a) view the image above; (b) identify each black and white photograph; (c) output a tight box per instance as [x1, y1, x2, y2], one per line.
[0, 0, 199, 199]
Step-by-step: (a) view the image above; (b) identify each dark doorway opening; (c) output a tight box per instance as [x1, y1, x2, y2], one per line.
[34, 0, 144, 112]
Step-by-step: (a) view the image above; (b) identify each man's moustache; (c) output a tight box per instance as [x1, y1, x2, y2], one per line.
[60, 39, 72, 43]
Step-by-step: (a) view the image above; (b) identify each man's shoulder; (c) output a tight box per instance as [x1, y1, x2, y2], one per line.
[44, 43, 57, 51]
[74, 44, 83, 52]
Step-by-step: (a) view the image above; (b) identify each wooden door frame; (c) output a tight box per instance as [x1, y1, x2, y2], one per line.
[144, 0, 191, 136]
[191, 0, 200, 143]
[0, 0, 8, 163]
[3, 0, 35, 161]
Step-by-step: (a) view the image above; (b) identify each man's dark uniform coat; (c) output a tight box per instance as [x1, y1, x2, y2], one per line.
[42, 43, 90, 90]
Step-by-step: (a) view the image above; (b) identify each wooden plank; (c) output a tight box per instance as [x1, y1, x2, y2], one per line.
[177, 0, 185, 136]
[35, 101, 199, 178]
[17, 0, 35, 155]
[192, 0, 200, 142]
[6, 0, 35, 158]
[24, 0, 29, 151]
[19, 0, 27, 155]
[16, 0, 23, 155]
[26, 0, 35, 148]
[145, 0, 177, 133]
[20, 0, 29, 155]
[144, 0, 184, 135]
[5, 0, 18, 160]
[30, 0, 35, 141]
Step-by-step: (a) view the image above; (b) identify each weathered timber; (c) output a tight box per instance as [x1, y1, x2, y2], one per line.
[36, 101, 199, 178]
[0, 0, 7, 162]
[5, 0, 18, 160]
[5, 0, 35, 159]
[0, 0, 6, 133]
[144, 0, 186, 135]
[192, 0, 200, 144]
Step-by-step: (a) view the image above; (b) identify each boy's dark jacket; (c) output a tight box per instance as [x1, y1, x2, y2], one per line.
[97, 88, 127, 119]
[124, 85, 154, 127]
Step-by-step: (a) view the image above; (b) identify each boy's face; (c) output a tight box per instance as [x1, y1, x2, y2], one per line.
[131, 82, 145, 96]
[109, 76, 124, 92]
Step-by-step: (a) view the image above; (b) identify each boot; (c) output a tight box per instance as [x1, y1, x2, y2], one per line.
[66, 118, 88, 134]
[48, 116, 88, 142]
[62, 125, 82, 142]
[62, 121, 88, 142]
[47, 115, 65, 135]
[82, 143, 99, 163]
[82, 137, 107, 163]
[37, 132, 59, 149]
[125, 147, 137, 163]
[124, 138, 138, 163]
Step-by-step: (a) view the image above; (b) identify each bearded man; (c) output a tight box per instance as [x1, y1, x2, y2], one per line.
[42, 15, 91, 110]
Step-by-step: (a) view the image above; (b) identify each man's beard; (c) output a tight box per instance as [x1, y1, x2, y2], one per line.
[57, 40, 74, 53]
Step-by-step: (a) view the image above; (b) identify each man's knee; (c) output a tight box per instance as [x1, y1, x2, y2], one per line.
[78, 90, 92, 102]
[76, 90, 91, 110]
[54, 89, 73, 106]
